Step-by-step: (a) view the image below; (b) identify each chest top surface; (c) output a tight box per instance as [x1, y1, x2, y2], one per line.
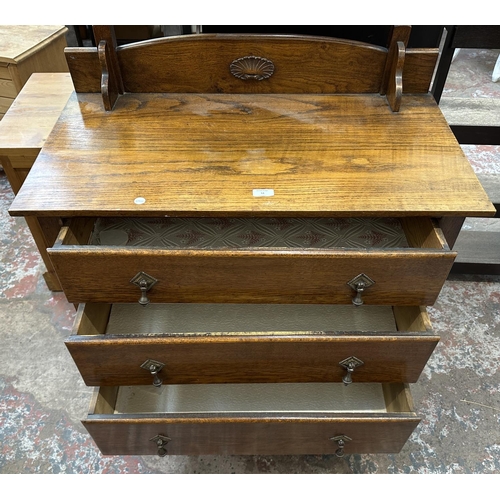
[9, 91, 495, 218]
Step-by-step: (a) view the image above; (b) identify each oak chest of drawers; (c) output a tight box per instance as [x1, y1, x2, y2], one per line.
[9, 28, 495, 457]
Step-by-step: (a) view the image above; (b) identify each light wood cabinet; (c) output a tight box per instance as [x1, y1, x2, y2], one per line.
[0, 25, 69, 120]
[0, 73, 74, 290]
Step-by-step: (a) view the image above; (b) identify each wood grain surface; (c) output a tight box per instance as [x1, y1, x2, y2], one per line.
[83, 416, 419, 456]
[0, 73, 73, 291]
[10, 92, 495, 218]
[49, 216, 454, 306]
[115, 34, 387, 94]
[48, 246, 455, 305]
[0, 25, 67, 64]
[83, 382, 418, 455]
[66, 330, 439, 386]
[66, 303, 438, 386]
[65, 35, 439, 93]
[0, 73, 73, 155]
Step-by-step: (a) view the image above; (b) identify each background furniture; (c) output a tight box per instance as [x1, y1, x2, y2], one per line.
[201, 25, 444, 49]
[72, 25, 164, 46]
[432, 26, 500, 274]
[0, 73, 74, 290]
[0, 25, 69, 120]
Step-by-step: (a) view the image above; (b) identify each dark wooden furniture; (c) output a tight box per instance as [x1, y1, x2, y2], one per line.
[72, 25, 163, 47]
[201, 25, 444, 50]
[9, 26, 494, 456]
[432, 26, 500, 274]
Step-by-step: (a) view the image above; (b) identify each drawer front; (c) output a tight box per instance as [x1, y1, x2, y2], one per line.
[0, 77, 18, 98]
[83, 384, 419, 456]
[68, 335, 438, 386]
[84, 417, 419, 456]
[50, 248, 454, 305]
[0, 64, 11, 79]
[66, 303, 438, 386]
[49, 217, 454, 305]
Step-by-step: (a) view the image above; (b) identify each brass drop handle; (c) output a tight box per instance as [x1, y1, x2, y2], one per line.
[352, 282, 366, 306]
[343, 362, 356, 385]
[141, 359, 165, 387]
[130, 271, 158, 307]
[339, 356, 364, 385]
[330, 435, 352, 458]
[150, 434, 171, 457]
[138, 279, 150, 306]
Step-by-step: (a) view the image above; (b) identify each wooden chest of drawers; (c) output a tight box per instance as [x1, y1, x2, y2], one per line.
[8, 28, 495, 457]
[0, 25, 68, 120]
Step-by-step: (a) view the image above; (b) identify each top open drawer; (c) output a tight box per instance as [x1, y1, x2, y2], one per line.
[48, 216, 455, 305]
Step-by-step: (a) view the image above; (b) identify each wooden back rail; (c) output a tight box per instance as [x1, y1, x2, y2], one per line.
[64, 26, 439, 113]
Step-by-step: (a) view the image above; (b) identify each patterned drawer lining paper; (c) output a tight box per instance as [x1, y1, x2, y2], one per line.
[90, 217, 409, 249]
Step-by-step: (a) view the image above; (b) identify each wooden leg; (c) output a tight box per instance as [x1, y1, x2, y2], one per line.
[24, 216, 63, 292]
[43, 271, 63, 292]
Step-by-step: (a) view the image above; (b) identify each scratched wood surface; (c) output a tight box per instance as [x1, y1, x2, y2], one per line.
[10, 92, 495, 218]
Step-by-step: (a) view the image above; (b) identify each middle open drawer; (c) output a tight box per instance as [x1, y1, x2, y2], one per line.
[66, 302, 439, 386]
[48, 216, 455, 306]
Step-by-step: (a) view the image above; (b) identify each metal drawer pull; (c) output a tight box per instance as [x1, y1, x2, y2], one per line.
[330, 435, 352, 457]
[130, 271, 158, 306]
[347, 273, 375, 306]
[150, 434, 171, 457]
[339, 356, 364, 385]
[141, 359, 165, 387]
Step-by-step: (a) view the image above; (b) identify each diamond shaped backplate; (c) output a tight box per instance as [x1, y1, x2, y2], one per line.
[130, 271, 158, 290]
[347, 273, 375, 291]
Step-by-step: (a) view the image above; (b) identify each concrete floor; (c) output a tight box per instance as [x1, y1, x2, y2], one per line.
[0, 36, 499, 474]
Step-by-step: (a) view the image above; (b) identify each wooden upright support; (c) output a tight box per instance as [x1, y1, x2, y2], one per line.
[93, 26, 123, 111]
[381, 26, 411, 112]
[386, 41, 406, 112]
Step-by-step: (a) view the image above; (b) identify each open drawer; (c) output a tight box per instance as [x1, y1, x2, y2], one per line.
[49, 216, 455, 305]
[83, 382, 420, 455]
[66, 302, 439, 386]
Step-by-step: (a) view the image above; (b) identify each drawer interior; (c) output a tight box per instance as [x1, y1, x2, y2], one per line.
[67, 303, 437, 386]
[74, 303, 432, 337]
[58, 216, 449, 251]
[91, 382, 414, 416]
[85, 383, 419, 455]
[89, 216, 411, 249]
[105, 303, 398, 335]
[52, 216, 453, 306]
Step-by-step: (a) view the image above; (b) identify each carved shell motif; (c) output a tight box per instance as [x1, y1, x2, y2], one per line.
[230, 56, 275, 81]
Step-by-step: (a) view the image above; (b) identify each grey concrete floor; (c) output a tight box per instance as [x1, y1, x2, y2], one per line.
[0, 35, 499, 474]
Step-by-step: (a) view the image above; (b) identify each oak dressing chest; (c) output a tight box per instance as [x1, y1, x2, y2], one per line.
[9, 27, 495, 456]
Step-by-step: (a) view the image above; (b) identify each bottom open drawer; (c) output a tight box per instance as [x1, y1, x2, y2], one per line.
[84, 382, 419, 456]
